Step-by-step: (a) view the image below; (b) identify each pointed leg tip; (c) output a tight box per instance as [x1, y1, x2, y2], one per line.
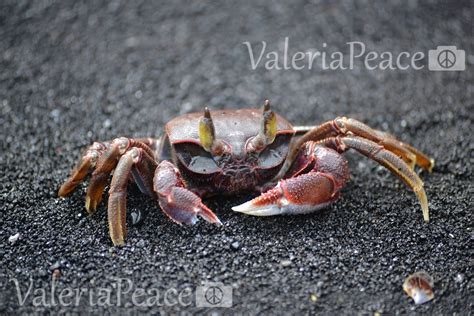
[423, 212, 430, 223]
[414, 186, 429, 223]
[58, 187, 66, 197]
[422, 199, 430, 222]
[85, 196, 97, 214]
[58, 183, 72, 197]
[111, 238, 125, 246]
[428, 159, 435, 173]
[422, 204, 429, 223]
[422, 196, 430, 222]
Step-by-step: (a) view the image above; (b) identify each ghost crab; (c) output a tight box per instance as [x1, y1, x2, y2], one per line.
[59, 100, 434, 245]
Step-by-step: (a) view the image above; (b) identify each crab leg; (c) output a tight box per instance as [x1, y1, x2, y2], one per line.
[58, 141, 109, 197]
[279, 117, 434, 179]
[107, 147, 157, 245]
[59, 137, 159, 214]
[339, 119, 434, 171]
[322, 135, 429, 222]
[154, 160, 222, 226]
[107, 149, 136, 245]
[85, 138, 126, 213]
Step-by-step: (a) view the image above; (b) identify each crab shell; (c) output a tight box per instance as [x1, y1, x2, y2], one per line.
[162, 109, 296, 194]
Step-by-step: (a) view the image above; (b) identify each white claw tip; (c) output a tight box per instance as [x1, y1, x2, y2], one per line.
[232, 201, 283, 216]
[231, 201, 252, 213]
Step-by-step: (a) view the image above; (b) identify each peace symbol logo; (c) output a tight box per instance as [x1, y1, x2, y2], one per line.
[437, 49, 456, 69]
[204, 286, 224, 305]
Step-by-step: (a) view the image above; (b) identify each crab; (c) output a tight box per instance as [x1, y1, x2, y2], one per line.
[59, 100, 434, 245]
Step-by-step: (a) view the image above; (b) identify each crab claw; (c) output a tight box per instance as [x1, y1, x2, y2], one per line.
[158, 187, 222, 226]
[154, 160, 222, 226]
[232, 172, 339, 216]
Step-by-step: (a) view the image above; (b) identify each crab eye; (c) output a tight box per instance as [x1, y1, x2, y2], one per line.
[174, 142, 221, 174]
[199, 107, 216, 151]
[247, 99, 277, 153]
[257, 133, 292, 168]
[198, 107, 227, 156]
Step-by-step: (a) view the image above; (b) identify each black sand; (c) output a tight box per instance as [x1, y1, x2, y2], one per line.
[1, 1, 472, 314]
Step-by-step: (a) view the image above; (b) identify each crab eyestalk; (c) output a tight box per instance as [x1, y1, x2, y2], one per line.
[248, 99, 277, 152]
[199, 107, 226, 156]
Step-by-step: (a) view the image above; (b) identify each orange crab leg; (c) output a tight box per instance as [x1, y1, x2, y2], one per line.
[324, 135, 430, 221]
[58, 142, 109, 197]
[107, 147, 157, 245]
[279, 117, 434, 180]
[85, 138, 130, 213]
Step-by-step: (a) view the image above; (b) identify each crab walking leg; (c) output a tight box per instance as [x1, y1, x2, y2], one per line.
[322, 135, 430, 222]
[107, 149, 136, 245]
[84, 138, 130, 213]
[360, 126, 435, 172]
[130, 152, 158, 196]
[153, 161, 222, 226]
[281, 121, 336, 175]
[58, 137, 159, 214]
[333, 117, 434, 170]
[293, 125, 316, 134]
[58, 141, 109, 197]
[106, 147, 157, 245]
[390, 139, 435, 172]
[279, 117, 434, 179]
[134, 137, 162, 153]
[342, 120, 435, 172]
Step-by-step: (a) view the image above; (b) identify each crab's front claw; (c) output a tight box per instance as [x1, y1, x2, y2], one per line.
[233, 172, 339, 216]
[158, 187, 222, 225]
[154, 161, 222, 226]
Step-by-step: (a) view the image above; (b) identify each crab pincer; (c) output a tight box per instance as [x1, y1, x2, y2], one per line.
[233, 172, 340, 216]
[233, 144, 348, 216]
[154, 160, 222, 226]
